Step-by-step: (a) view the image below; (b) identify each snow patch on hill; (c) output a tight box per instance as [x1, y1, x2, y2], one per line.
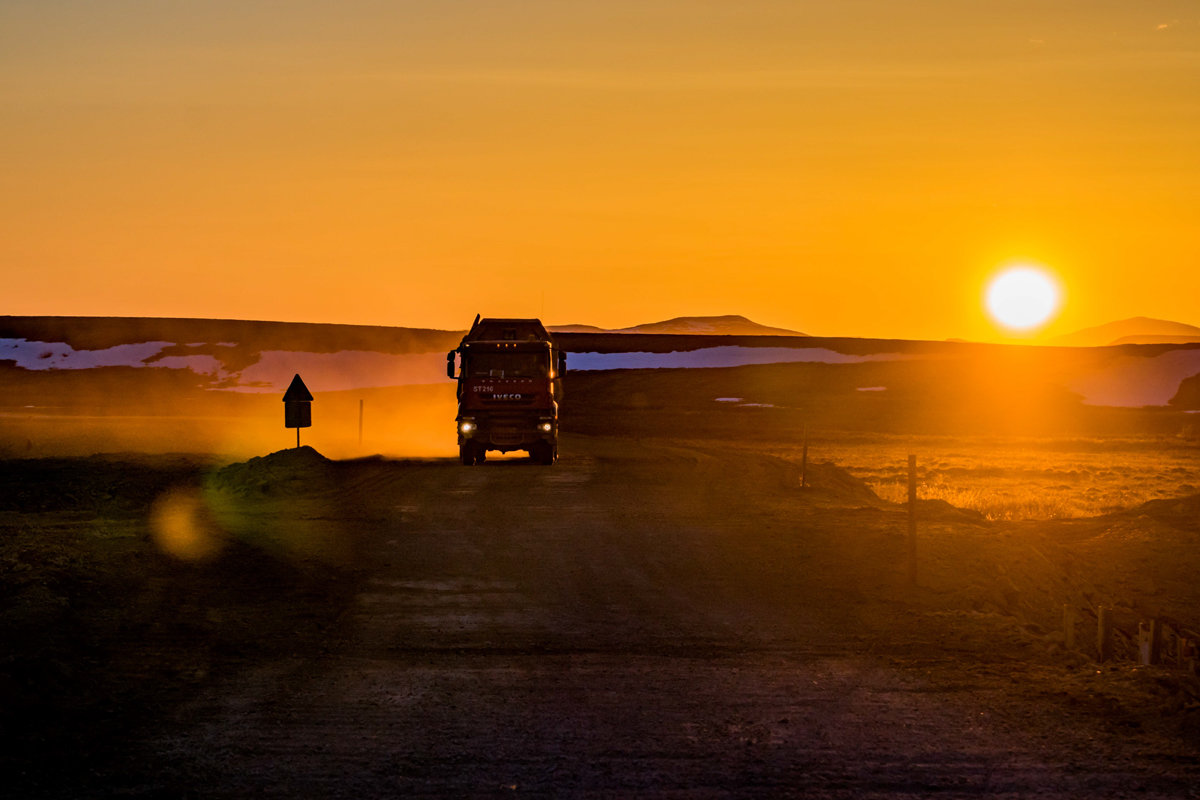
[232, 350, 446, 393]
[568, 347, 905, 371]
[3, 338, 238, 382]
[2, 338, 175, 370]
[149, 355, 226, 375]
[1, 337, 447, 393]
[1068, 349, 1200, 407]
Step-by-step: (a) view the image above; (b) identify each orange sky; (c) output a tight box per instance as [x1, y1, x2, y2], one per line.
[2, 1, 1198, 341]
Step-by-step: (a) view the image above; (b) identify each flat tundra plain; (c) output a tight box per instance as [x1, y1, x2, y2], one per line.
[4, 435, 1200, 797]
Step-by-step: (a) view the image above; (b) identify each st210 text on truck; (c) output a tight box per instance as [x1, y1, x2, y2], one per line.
[446, 317, 566, 466]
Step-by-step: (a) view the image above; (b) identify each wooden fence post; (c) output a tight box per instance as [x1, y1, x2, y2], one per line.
[907, 454, 917, 588]
[1098, 606, 1113, 663]
[1138, 619, 1162, 666]
[800, 424, 808, 489]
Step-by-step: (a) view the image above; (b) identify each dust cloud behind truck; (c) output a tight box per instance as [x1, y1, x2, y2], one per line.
[446, 317, 566, 465]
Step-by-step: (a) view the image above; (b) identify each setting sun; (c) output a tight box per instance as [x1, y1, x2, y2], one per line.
[985, 267, 1061, 332]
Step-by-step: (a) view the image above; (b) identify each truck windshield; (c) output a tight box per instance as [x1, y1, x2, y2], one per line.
[465, 352, 549, 379]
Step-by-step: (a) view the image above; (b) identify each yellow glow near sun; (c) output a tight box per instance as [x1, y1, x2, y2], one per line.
[985, 266, 1061, 331]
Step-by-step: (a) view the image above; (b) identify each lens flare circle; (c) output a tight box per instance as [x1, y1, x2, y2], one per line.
[150, 487, 223, 562]
[985, 267, 1060, 331]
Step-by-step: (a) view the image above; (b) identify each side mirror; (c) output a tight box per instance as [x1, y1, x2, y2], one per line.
[446, 351, 456, 379]
[557, 352, 567, 375]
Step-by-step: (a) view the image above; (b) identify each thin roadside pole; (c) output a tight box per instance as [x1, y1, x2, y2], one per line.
[801, 424, 809, 489]
[1098, 606, 1113, 662]
[359, 399, 364, 446]
[908, 454, 918, 587]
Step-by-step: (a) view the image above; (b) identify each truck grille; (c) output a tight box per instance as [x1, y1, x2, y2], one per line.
[491, 427, 524, 445]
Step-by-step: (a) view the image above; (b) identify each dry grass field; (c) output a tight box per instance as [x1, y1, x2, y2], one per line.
[771, 434, 1200, 520]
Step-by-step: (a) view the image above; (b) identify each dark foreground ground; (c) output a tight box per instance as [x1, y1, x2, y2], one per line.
[3, 436, 1200, 797]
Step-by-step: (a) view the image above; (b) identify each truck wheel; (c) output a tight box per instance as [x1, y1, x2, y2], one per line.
[459, 442, 476, 466]
[532, 442, 555, 465]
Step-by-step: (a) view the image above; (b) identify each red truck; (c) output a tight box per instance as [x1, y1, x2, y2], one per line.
[446, 317, 565, 465]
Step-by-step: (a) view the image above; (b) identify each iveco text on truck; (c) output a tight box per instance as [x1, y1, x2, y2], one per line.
[446, 317, 565, 465]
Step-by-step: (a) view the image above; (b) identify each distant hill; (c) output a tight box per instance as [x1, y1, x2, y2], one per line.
[1109, 334, 1200, 346]
[547, 323, 608, 334]
[1052, 317, 1200, 348]
[551, 315, 802, 336]
[1170, 373, 1200, 410]
[552, 315, 802, 336]
[617, 315, 803, 336]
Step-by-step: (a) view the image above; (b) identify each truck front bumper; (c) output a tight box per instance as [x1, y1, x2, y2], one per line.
[457, 415, 557, 452]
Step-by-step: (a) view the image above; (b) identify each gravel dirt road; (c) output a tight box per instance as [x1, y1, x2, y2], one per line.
[5, 437, 1200, 797]
[68, 437, 1191, 798]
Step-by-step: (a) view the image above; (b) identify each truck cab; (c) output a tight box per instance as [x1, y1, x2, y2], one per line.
[446, 318, 565, 465]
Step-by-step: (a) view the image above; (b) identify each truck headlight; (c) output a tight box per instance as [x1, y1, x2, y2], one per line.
[538, 421, 553, 432]
[460, 420, 477, 434]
